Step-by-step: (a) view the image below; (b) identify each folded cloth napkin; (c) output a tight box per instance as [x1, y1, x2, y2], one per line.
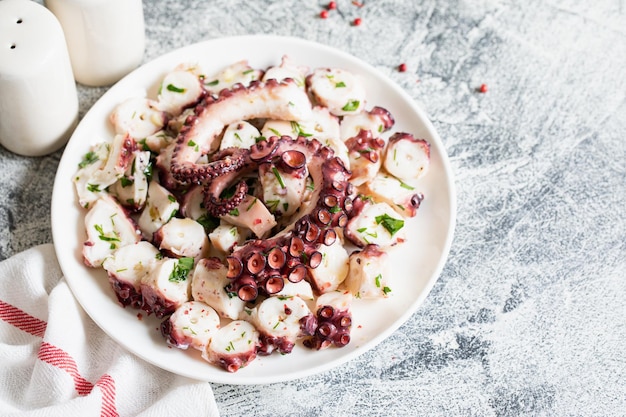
[0, 244, 220, 417]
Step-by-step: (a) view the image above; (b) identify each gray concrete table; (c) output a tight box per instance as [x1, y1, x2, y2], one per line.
[1, 0, 625, 415]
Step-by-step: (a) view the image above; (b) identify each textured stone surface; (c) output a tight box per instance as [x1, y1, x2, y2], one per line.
[1, 0, 624, 415]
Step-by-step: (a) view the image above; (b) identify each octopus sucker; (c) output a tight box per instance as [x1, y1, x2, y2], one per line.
[75, 56, 434, 372]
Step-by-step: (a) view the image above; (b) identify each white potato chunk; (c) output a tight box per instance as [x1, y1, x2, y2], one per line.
[153, 217, 210, 261]
[262, 55, 308, 87]
[383, 133, 430, 181]
[340, 110, 385, 142]
[344, 201, 407, 248]
[361, 173, 424, 218]
[102, 241, 160, 297]
[221, 195, 277, 238]
[307, 68, 366, 116]
[344, 244, 392, 299]
[141, 257, 192, 318]
[307, 237, 350, 294]
[73, 142, 109, 209]
[162, 301, 221, 351]
[110, 150, 151, 211]
[249, 295, 313, 354]
[259, 164, 307, 217]
[208, 223, 249, 254]
[191, 258, 245, 320]
[109, 97, 167, 139]
[203, 320, 260, 373]
[83, 195, 141, 267]
[137, 181, 180, 240]
[157, 70, 204, 116]
[203, 60, 262, 94]
[219, 121, 261, 150]
[275, 279, 315, 301]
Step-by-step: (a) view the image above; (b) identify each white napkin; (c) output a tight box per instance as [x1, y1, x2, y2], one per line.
[0, 244, 220, 417]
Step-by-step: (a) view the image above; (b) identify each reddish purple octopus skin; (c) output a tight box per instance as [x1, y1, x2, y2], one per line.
[303, 303, 352, 350]
[223, 140, 354, 302]
[345, 129, 386, 163]
[169, 78, 307, 186]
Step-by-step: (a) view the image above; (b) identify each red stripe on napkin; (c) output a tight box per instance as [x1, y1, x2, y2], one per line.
[0, 299, 119, 417]
[38, 341, 95, 395]
[0, 300, 47, 337]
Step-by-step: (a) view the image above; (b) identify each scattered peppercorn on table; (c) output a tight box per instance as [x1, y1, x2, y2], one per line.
[1, 0, 624, 415]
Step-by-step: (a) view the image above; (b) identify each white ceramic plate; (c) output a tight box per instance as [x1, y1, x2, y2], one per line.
[51, 35, 456, 384]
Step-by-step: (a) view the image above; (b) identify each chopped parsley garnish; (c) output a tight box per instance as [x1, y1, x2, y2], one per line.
[290, 121, 312, 137]
[342, 99, 360, 112]
[234, 132, 243, 142]
[269, 128, 282, 137]
[272, 167, 286, 189]
[205, 79, 219, 86]
[375, 213, 404, 236]
[224, 285, 237, 299]
[94, 224, 120, 242]
[266, 199, 280, 211]
[228, 208, 240, 216]
[282, 202, 289, 212]
[167, 195, 177, 203]
[120, 177, 134, 188]
[196, 214, 219, 233]
[357, 227, 367, 233]
[78, 151, 99, 168]
[87, 183, 101, 193]
[246, 197, 258, 211]
[375, 274, 382, 288]
[166, 84, 186, 93]
[335, 81, 346, 88]
[255, 136, 267, 143]
[225, 341, 235, 352]
[169, 257, 194, 283]
[329, 205, 341, 213]
[383, 286, 392, 295]
[242, 69, 254, 75]
[306, 180, 315, 191]
[399, 181, 414, 190]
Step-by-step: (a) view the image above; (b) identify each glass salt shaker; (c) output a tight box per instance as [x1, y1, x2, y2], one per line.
[44, 0, 145, 87]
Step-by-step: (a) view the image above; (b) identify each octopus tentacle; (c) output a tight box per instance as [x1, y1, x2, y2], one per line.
[171, 79, 312, 184]
[224, 138, 353, 302]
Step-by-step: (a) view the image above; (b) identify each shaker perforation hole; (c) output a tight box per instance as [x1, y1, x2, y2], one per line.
[10, 43, 16, 49]
[16, 18, 23, 24]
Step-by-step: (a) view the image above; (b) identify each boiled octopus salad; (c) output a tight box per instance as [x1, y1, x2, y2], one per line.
[74, 56, 431, 372]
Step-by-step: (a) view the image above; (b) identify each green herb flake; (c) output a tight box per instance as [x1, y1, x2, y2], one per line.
[246, 197, 258, 211]
[205, 79, 219, 86]
[273, 321, 281, 330]
[167, 195, 177, 203]
[357, 227, 368, 233]
[120, 177, 134, 188]
[272, 167, 286, 189]
[375, 213, 405, 236]
[266, 199, 280, 211]
[166, 84, 186, 93]
[375, 274, 382, 288]
[168, 257, 194, 283]
[187, 140, 197, 147]
[335, 81, 347, 88]
[87, 183, 101, 193]
[306, 180, 315, 191]
[282, 202, 289, 212]
[255, 136, 267, 143]
[234, 132, 243, 142]
[78, 151, 99, 169]
[269, 128, 282, 137]
[228, 208, 240, 216]
[196, 214, 219, 233]
[383, 286, 392, 295]
[399, 181, 415, 190]
[225, 341, 235, 352]
[94, 224, 120, 243]
[242, 69, 254, 75]
[329, 205, 341, 213]
[155, 252, 164, 260]
[342, 99, 360, 112]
